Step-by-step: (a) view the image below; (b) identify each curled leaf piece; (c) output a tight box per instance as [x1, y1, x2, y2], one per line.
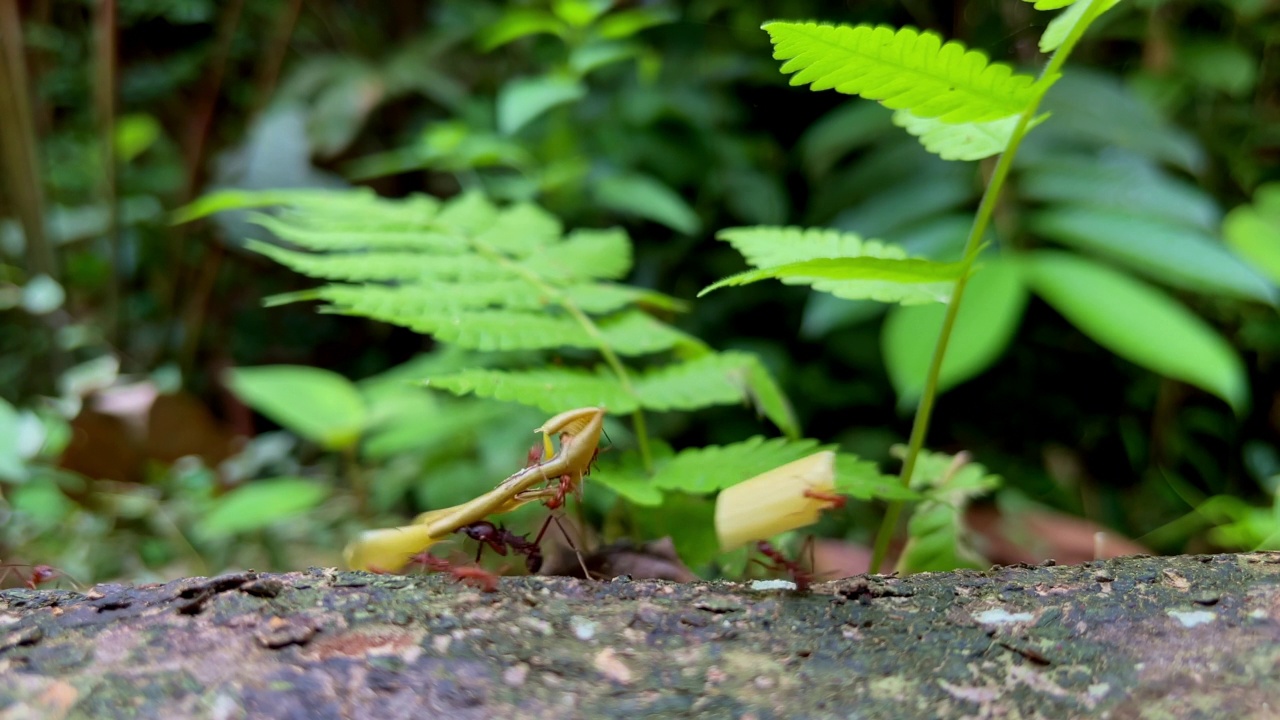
[715, 451, 838, 552]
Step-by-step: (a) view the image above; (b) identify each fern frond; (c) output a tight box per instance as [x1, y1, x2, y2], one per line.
[764, 22, 1047, 123]
[892, 110, 1049, 162]
[651, 437, 826, 492]
[189, 187, 797, 436]
[710, 226, 962, 304]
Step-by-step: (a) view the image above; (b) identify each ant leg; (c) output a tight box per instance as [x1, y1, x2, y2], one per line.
[549, 514, 593, 580]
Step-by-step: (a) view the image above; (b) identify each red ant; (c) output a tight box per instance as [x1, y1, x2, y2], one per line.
[0, 562, 68, 590]
[408, 552, 500, 593]
[754, 540, 818, 592]
[802, 488, 847, 511]
[519, 438, 604, 579]
[457, 521, 543, 573]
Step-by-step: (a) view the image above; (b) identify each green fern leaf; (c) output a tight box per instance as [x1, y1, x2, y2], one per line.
[565, 284, 688, 314]
[707, 227, 964, 304]
[834, 455, 921, 501]
[651, 437, 826, 493]
[520, 228, 633, 281]
[246, 242, 511, 283]
[892, 110, 1050, 161]
[896, 448, 1001, 573]
[739, 354, 800, 439]
[764, 22, 1047, 123]
[425, 351, 792, 426]
[427, 367, 637, 413]
[175, 188, 429, 224]
[435, 191, 501, 234]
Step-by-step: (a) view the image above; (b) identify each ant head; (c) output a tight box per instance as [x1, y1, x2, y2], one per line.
[461, 521, 499, 541]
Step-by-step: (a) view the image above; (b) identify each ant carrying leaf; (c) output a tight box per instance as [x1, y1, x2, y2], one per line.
[345, 407, 606, 574]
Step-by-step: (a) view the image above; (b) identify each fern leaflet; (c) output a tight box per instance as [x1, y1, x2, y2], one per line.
[708, 226, 963, 304]
[896, 448, 1001, 573]
[764, 22, 1050, 123]
[892, 110, 1050, 162]
[650, 437, 826, 492]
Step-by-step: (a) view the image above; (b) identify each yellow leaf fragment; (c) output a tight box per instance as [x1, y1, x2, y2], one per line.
[715, 450, 837, 552]
[343, 524, 439, 572]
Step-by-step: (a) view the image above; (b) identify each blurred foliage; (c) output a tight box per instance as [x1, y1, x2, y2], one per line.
[1, 0, 1279, 587]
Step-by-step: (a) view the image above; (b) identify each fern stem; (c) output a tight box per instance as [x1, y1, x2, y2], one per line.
[471, 240, 655, 472]
[868, 0, 1105, 574]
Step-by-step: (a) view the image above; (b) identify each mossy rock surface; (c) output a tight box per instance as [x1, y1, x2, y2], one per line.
[2, 552, 1279, 719]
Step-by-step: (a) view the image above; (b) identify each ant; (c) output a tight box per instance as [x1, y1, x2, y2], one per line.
[802, 488, 847, 511]
[408, 552, 500, 593]
[457, 521, 543, 573]
[519, 438, 606, 579]
[0, 562, 69, 590]
[754, 540, 818, 592]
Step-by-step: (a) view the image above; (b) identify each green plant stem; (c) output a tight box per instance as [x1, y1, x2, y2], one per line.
[473, 239, 654, 472]
[868, 1, 1104, 574]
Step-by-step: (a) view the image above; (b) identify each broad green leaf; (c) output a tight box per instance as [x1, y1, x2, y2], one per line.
[1019, 154, 1220, 231]
[225, 366, 366, 449]
[1030, 207, 1278, 305]
[1034, 71, 1203, 173]
[765, 22, 1047, 123]
[1180, 41, 1257, 98]
[9, 479, 73, 530]
[883, 256, 1029, 404]
[700, 257, 966, 302]
[1024, 251, 1248, 413]
[1223, 184, 1280, 285]
[497, 75, 587, 135]
[893, 110, 1048, 162]
[196, 478, 330, 538]
[1025, 0, 1077, 9]
[479, 9, 566, 50]
[569, 41, 641, 76]
[114, 113, 162, 163]
[552, 0, 611, 27]
[593, 7, 675, 39]
[594, 172, 700, 234]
